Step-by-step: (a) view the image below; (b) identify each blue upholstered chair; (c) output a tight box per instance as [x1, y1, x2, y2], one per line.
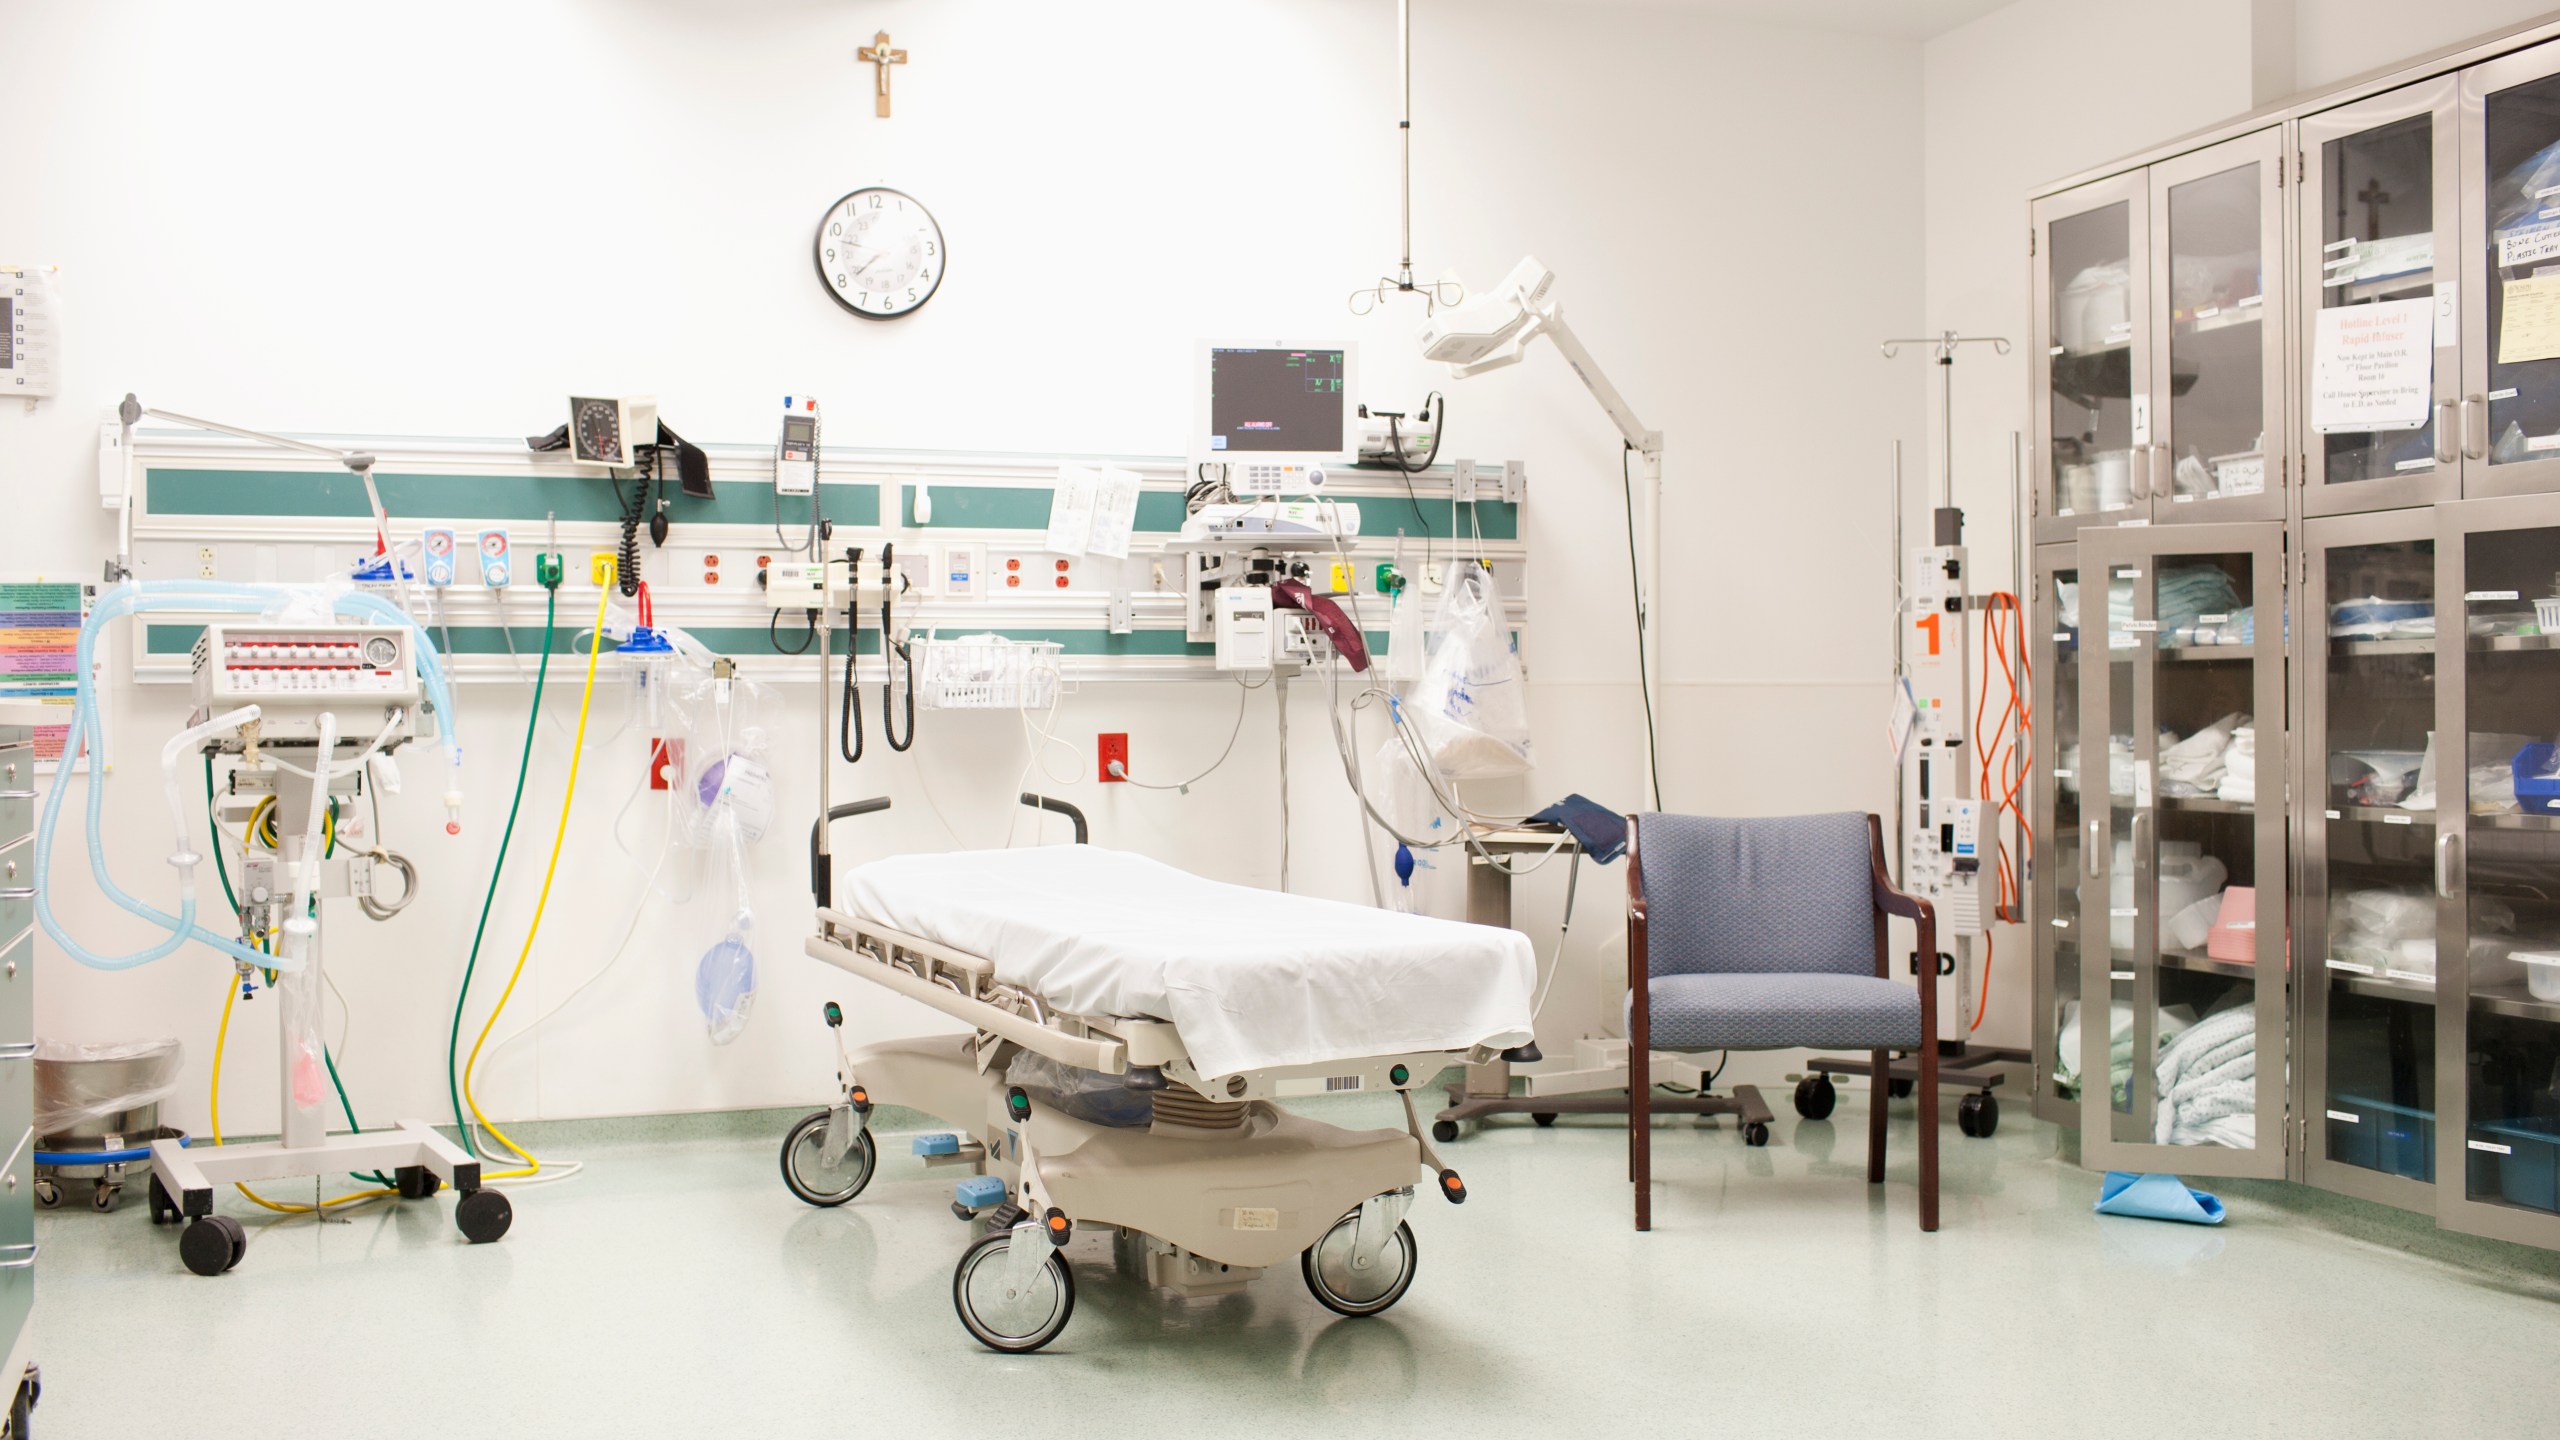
[1626, 812, 1939, 1232]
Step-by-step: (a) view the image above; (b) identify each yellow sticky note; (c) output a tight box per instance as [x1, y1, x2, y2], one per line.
[2498, 273, 2560, 364]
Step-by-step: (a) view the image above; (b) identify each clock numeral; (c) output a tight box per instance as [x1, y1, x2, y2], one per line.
[907, 288, 918, 301]
[868, 193, 882, 208]
[825, 248, 836, 261]
[836, 274, 847, 287]
[830, 222, 841, 236]
[925, 241, 937, 256]
[858, 293, 869, 307]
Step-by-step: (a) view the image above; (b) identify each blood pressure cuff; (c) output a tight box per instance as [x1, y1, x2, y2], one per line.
[1528, 794, 1628, 864]
[522, 420, 711, 500]
[1271, 579, 1370, 672]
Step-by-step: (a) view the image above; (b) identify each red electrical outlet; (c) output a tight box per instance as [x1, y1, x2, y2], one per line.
[650, 738, 684, 790]
[1097, 732, 1129, 783]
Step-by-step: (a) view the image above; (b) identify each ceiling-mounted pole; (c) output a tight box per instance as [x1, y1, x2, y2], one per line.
[1398, 0, 1413, 289]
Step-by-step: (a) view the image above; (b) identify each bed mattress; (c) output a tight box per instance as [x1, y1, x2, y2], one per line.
[838, 845, 1537, 1076]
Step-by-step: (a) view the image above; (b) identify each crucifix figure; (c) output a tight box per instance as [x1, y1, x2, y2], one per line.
[859, 31, 907, 118]
[2357, 177, 2392, 241]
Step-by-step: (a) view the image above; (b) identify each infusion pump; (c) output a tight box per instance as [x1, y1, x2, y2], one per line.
[190, 623, 422, 745]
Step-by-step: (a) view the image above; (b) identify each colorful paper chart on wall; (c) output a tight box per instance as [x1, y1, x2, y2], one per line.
[2310, 298, 2434, 433]
[0, 578, 100, 771]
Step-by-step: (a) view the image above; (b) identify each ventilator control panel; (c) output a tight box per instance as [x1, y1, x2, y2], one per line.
[192, 624, 422, 707]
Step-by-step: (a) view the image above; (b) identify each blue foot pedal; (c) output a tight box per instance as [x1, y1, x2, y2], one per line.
[954, 1176, 1007, 1210]
[913, 1133, 961, 1157]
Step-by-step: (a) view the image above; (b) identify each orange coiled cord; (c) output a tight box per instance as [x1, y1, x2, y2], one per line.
[1970, 592, 2032, 1032]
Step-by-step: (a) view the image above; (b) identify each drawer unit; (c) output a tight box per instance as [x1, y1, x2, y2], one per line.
[0, 1130, 30, 1364]
[0, 742, 27, 848]
[0, 854, 25, 949]
[0, 1048, 25, 1162]
[0, 935, 25, 1055]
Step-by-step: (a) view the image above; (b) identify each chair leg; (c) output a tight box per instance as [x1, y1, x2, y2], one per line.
[1631, 1066, 1652, 1233]
[1918, 1039, 1941, 1233]
[1866, 1047, 1887, 1185]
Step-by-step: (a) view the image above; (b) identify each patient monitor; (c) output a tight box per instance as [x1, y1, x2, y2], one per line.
[1191, 341, 1357, 495]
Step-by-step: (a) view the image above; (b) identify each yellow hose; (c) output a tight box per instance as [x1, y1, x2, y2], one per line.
[462, 565, 613, 1179]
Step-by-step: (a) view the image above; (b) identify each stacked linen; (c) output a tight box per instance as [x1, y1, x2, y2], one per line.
[2328, 596, 2434, 640]
[2057, 1000, 2197, 1105]
[2217, 725, 2257, 803]
[2166, 606, 2253, 648]
[2159, 713, 2247, 797]
[2112, 564, 2242, 640]
[2330, 887, 2437, 984]
[2155, 1004, 2257, 1149]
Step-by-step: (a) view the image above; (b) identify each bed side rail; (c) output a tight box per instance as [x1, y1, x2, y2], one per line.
[1017, 792, 1088, 844]
[810, 910, 1127, 1075]
[810, 797, 894, 906]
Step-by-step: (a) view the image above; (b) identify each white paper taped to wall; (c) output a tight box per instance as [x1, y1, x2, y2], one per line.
[2310, 298, 2433, 433]
[1087, 467, 1141, 559]
[1046, 465, 1099, 557]
[2498, 273, 2560, 365]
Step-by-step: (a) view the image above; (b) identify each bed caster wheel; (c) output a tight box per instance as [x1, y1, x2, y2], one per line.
[1889, 1079, 1914, 1100]
[1302, 1210, 1418, 1318]
[1531, 1112, 1558, 1128]
[455, 1188, 512, 1244]
[1793, 1075, 1837, 1120]
[31, 1179, 57, 1210]
[90, 1180, 118, 1213]
[952, 1230, 1076, 1354]
[395, 1166, 441, 1200]
[1742, 1121, 1771, 1148]
[1958, 1092, 2000, 1138]
[148, 1175, 180, 1226]
[179, 1215, 245, 1276]
[1430, 1120, 1459, 1144]
[780, 1110, 878, 1208]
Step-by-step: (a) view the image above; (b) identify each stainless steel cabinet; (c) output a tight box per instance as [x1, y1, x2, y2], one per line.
[2299, 511, 2440, 1209]
[2034, 129, 2288, 541]
[2031, 543, 2083, 1128]
[2432, 493, 2560, 1247]
[0, 722, 32, 1412]
[2076, 523, 2289, 1178]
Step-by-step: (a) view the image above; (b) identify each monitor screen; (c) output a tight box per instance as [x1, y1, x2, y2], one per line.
[1207, 347, 1346, 454]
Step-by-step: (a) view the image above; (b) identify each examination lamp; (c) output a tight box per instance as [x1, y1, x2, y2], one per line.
[1419, 258, 1666, 808]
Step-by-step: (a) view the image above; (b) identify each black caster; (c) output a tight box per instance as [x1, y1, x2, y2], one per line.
[31, 1179, 57, 1211]
[395, 1166, 442, 1200]
[1742, 1121, 1771, 1147]
[780, 1110, 878, 1207]
[952, 1229, 1076, 1353]
[1301, 1208, 1418, 1318]
[1531, 1112, 1558, 1128]
[179, 1215, 246, 1276]
[455, 1188, 512, 1244]
[1958, 1092, 2000, 1138]
[1430, 1119, 1459, 1144]
[1889, 1079, 1914, 1100]
[148, 1174, 181, 1226]
[1793, 1075, 1837, 1120]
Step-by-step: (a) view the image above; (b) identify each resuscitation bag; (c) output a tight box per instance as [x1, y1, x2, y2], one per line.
[695, 928, 757, 1046]
[1408, 560, 1534, 778]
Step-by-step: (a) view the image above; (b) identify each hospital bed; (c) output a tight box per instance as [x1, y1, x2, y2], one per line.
[784, 796, 1538, 1352]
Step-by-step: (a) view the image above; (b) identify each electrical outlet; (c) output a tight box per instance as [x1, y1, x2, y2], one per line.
[649, 738, 683, 791]
[197, 545, 217, 579]
[1098, 732, 1129, 783]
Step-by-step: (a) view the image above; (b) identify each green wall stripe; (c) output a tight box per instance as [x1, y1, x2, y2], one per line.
[147, 622, 1395, 663]
[144, 469, 880, 527]
[145, 467, 1514, 540]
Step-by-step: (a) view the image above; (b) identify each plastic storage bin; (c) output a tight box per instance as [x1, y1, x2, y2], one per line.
[2518, 951, 2560, 1003]
[2515, 743, 2560, 817]
[2467, 1116, 2560, 1213]
[2329, 1093, 2435, 1181]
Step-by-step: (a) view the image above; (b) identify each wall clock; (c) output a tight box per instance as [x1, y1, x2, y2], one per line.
[816, 187, 944, 319]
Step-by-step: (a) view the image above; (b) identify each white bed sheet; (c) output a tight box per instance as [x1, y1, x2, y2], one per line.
[838, 846, 1537, 1076]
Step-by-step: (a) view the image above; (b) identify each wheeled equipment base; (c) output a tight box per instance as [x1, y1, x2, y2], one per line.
[1433, 1037, 1783, 1146]
[1795, 1043, 2027, 1138]
[148, 1119, 511, 1275]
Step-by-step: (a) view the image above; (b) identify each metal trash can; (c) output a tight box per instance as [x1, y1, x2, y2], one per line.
[33, 1039, 185, 1213]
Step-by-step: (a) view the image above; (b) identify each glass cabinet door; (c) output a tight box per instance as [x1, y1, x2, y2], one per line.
[2301, 514, 2439, 1207]
[2034, 173, 2151, 542]
[2149, 129, 2287, 525]
[2461, 42, 2560, 501]
[2435, 495, 2560, 1247]
[2079, 523, 2289, 1177]
[2301, 78, 2463, 517]
[2032, 543, 2083, 1127]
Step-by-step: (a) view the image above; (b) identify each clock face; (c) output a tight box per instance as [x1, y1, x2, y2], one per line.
[816, 188, 944, 319]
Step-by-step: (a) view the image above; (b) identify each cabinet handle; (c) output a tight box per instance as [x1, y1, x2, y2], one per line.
[2434, 402, 2460, 465]
[0, 790, 32, 803]
[2087, 818, 2103, 877]
[0, 888, 29, 901]
[0, 1042, 32, 1062]
[2129, 446, 2150, 502]
[0, 1244, 36, 1271]
[2436, 834, 2461, 898]
[2153, 443, 2174, 499]
[2463, 395, 2487, 460]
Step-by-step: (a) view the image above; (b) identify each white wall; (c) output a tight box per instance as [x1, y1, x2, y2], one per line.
[0, 0, 1926, 1134]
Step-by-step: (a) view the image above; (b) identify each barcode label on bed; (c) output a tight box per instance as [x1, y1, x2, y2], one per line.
[1325, 1075, 1363, 1092]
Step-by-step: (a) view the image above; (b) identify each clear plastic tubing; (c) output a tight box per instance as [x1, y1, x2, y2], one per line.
[33, 580, 462, 972]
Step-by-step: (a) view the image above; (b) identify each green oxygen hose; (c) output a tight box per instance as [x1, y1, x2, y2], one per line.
[202, 754, 387, 1185]
[447, 581, 558, 1156]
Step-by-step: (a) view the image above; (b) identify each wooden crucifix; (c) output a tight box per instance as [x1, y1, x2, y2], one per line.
[2357, 177, 2392, 241]
[859, 31, 907, 117]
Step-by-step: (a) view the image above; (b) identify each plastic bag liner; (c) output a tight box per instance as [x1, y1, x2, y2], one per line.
[1408, 560, 1533, 778]
[1006, 1051, 1153, 1129]
[34, 1038, 184, 1136]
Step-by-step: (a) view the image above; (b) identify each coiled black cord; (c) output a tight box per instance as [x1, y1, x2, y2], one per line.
[838, 546, 865, 764]
[614, 465, 646, 598]
[881, 542, 915, 752]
